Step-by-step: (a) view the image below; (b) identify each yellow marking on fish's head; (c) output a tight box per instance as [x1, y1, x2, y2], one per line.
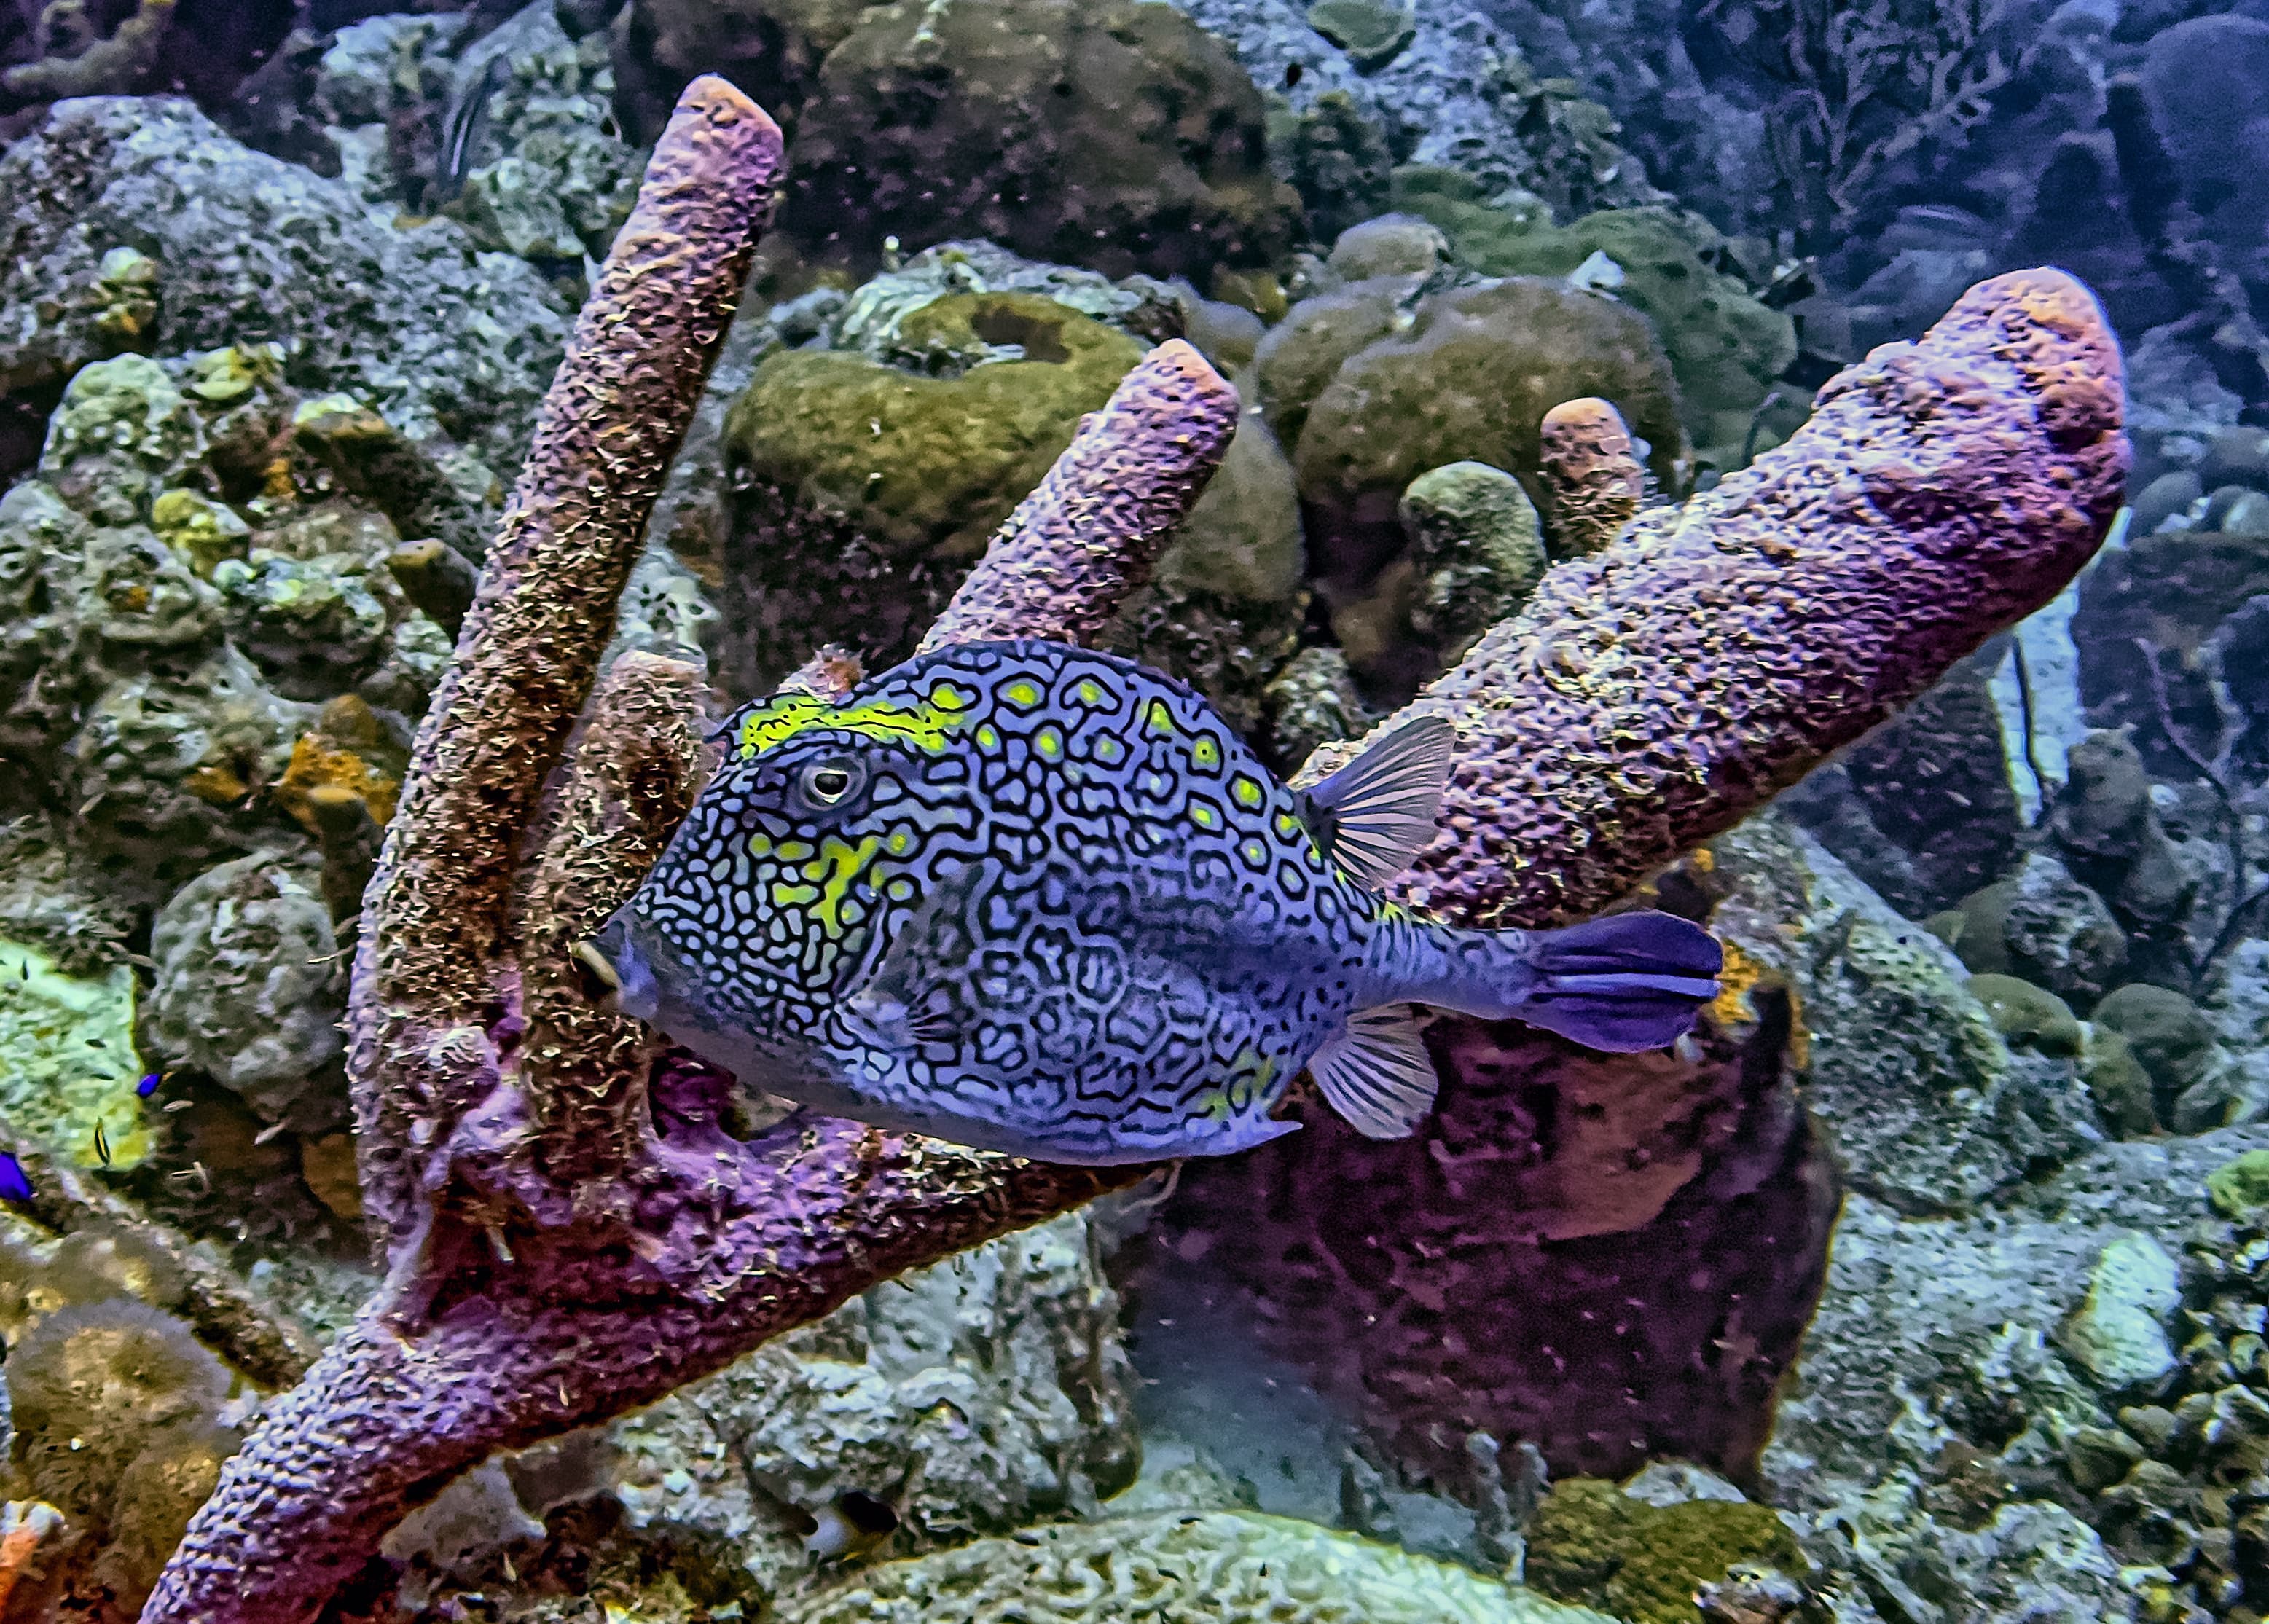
[1035, 725, 1065, 762]
[805, 833, 882, 936]
[736, 691, 969, 761]
[1145, 699, 1174, 737]
[1234, 775, 1266, 809]
[1191, 802, 1220, 830]
[1003, 679, 1042, 710]
[1193, 734, 1221, 769]
[1075, 678, 1107, 707]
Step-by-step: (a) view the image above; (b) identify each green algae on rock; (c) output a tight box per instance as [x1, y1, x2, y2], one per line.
[0, 938, 145, 1172]
[772, 1510, 1619, 1624]
[2209, 1149, 2269, 1217]
[1305, 0, 1416, 71]
[1522, 1477, 1805, 1624]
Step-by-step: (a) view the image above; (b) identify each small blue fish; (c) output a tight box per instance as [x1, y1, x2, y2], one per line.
[593, 641, 1720, 1164]
[0, 1151, 31, 1204]
[136, 1072, 161, 1099]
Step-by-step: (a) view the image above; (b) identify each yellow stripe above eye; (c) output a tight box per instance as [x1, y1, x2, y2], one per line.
[737, 692, 968, 759]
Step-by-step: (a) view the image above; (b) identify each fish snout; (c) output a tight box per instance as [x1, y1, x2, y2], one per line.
[579, 910, 661, 1023]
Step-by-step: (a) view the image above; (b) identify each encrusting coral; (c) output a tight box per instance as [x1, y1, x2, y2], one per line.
[142, 71, 2125, 1624]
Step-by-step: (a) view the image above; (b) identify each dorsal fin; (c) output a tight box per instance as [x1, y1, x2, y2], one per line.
[1308, 1005, 1438, 1139]
[1294, 715, 1454, 890]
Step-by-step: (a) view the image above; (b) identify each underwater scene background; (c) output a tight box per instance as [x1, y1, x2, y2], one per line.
[0, 0, 2257, 1619]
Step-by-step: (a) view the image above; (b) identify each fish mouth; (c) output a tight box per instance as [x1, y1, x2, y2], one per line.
[573, 939, 623, 1001]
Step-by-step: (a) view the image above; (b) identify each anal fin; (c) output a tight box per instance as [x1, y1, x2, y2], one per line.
[1308, 1004, 1438, 1139]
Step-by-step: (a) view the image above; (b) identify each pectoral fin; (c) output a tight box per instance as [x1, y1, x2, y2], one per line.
[840, 859, 998, 1054]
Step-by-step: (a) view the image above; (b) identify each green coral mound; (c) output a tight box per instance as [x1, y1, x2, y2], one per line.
[778, 0, 1301, 282]
[772, 1510, 1618, 1623]
[1287, 277, 1688, 566]
[1525, 1478, 1803, 1624]
[0, 937, 146, 1171]
[1392, 170, 1795, 461]
[1966, 973, 2082, 1058]
[731, 291, 1143, 566]
[723, 291, 1143, 687]
[2209, 1150, 2269, 1218]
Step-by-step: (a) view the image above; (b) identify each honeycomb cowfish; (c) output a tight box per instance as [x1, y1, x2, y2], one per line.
[589, 640, 1722, 1165]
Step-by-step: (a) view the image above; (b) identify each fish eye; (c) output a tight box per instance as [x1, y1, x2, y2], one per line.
[798, 758, 863, 808]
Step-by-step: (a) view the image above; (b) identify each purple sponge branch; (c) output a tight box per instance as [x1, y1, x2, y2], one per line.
[1297, 270, 2129, 930]
[349, 75, 788, 1258]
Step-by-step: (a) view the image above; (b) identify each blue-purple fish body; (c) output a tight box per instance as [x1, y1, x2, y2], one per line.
[592, 640, 1720, 1164]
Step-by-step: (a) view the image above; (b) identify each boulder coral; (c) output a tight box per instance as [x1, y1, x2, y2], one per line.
[1390, 173, 1797, 462]
[1280, 275, 1688, 584]
[774, 0, 1301, 282]
[143, 71, 2124, 1624]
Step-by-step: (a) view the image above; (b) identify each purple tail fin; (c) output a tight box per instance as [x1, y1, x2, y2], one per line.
[1516, 910, 1723, 1053]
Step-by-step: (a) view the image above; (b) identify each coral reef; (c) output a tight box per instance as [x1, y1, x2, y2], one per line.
[77, 41, 2122, 1607]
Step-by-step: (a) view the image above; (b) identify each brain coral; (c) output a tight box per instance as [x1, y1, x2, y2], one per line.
[769, 1510, 1618, 1624]
[775, 0, 1301, 281]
